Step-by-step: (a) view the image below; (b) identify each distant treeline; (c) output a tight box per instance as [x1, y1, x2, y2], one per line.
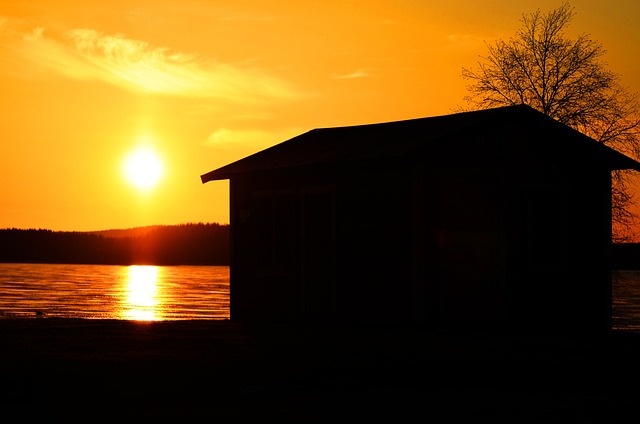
[0, 223, 229, 265]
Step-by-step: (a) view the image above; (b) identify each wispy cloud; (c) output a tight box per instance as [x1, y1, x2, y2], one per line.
[1, 22, 298, 103]
[447, 33, 474, 44]
[332, 69, 373, 80]
[446, 32, 503, 48]
[220, 14, 277, 22]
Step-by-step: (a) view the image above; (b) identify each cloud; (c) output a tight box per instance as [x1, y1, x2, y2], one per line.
[446, 33, 473, 43]
[1, 23, 298, 103]
[332, 69, 373, 79]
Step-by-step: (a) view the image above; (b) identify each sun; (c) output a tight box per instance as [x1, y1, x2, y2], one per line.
[122, 146, 163, 191]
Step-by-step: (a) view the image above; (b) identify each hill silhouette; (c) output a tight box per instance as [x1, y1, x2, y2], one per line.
[0, 223, 229, 266]
[90, 225, 166, 239]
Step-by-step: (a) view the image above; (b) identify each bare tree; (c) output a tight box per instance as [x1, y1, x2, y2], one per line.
[461, 2, 640, 241]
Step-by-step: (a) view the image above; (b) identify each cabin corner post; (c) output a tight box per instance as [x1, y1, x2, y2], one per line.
[228, 177, 238, 323]
[227, 176, 253, 324]
[603, 169, 614, 334]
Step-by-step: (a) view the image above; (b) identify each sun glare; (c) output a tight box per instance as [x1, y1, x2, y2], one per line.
[123, 146, 163, 191]
[123, 265, 160, 321]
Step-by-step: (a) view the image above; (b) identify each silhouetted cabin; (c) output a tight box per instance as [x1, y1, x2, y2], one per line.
[201, 105, 640, 334]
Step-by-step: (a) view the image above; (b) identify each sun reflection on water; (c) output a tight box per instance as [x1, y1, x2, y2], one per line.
[123, 265, 161, 321]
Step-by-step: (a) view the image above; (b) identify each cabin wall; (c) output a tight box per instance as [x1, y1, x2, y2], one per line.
[433, 169, 508, 329]
[559, 167, 612, 333]
[334, 162, 413, 324]
[228, 154, 615, 334]
[229, 171, 334, 324]
[409, 163, 509, 330]
[509, 168, 576, 332]
[410, 156, 614, 334]
[228, 162, 415, 325]
[506, 165, 612, 334]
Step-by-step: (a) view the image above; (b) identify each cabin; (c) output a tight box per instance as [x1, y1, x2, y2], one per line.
[201, 105, 640, 334]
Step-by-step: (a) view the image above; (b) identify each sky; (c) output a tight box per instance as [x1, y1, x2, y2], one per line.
[1, 0, 639, 232]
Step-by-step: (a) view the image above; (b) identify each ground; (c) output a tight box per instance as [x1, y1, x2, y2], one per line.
[1, 319, 639, 421]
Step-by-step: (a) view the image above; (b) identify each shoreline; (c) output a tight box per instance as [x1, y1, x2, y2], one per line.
[2, 318, 640, 420]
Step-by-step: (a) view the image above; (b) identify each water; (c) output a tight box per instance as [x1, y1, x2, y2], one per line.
[1, 263, 639, 328]
[613, 270, 640, 331]
[0, 263, 229, 321]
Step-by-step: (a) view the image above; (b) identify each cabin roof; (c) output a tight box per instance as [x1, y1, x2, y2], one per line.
[201, 105, 640, 183]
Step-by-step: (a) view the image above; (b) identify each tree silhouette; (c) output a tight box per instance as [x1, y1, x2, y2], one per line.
[461, 2, 640, 241]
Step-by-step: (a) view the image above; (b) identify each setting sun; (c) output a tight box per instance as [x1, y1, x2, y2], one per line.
[122, 146, 164, 191]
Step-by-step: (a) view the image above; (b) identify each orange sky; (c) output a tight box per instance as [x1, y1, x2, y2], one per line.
[1, 0, 639, 232]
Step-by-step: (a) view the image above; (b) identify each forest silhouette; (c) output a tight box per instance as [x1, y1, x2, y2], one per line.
[0, 223, 229, 265]
[1, 221, 637, 268]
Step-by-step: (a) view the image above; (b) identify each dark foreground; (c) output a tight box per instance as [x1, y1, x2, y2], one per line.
[1, 319, 640, 422]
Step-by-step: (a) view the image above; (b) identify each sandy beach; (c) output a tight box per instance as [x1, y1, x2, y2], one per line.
[1, 318, 640, 421]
